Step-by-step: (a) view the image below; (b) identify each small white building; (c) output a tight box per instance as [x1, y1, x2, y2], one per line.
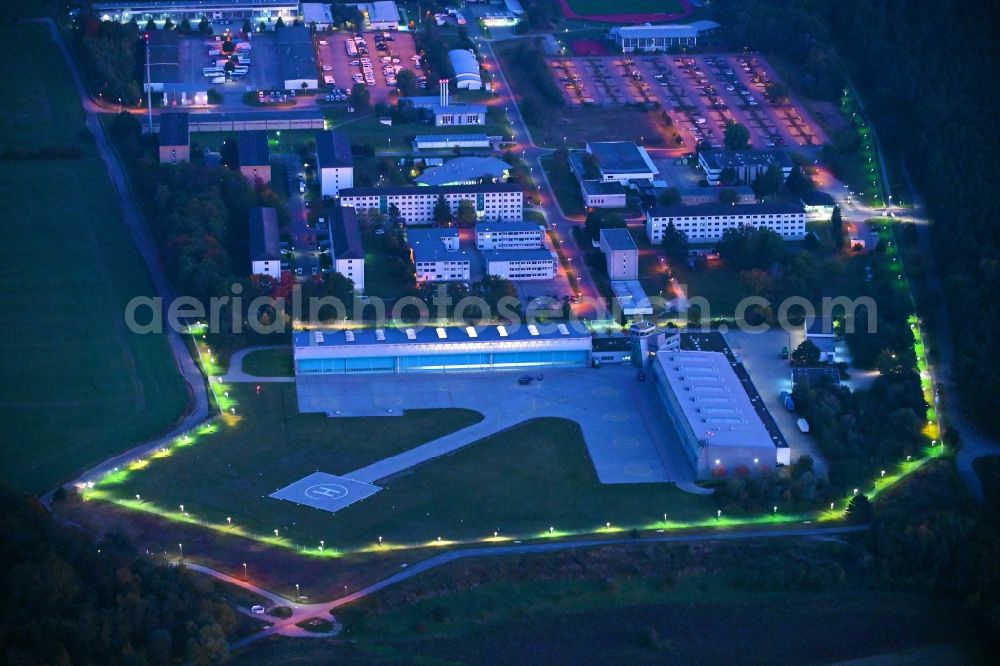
[476, 221, 545, 250]
[599, 228, 639, 281]
[570, 141, 657, 209]
[484, 249, 557, 281]
[249, 207, 281, 279]
[408, 228, 469, 282]
[448, 49, 483, 90]
[327, 206, 365, 291]
[646, 202, 807, 244]
[359, 1, 399, 30]
[315, 130, 354, 197]
[698, 150, 794, 186]
[800, 191, 838, 221]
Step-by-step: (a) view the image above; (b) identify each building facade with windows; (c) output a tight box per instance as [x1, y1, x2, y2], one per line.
[646, 202, 807, 243]
[315, 130, 354, 197]
[599, 228, 639, 281]
[609, 21, 720, 52]
[249, 207, 281, 279]
[407, 228, 469, 282]
[294, 324, 592, 375]
[475, 221, 545, 250]
[698, 150, 794, 186]
[340, 184, 523, 224]
[484, 249, 557, 281]
[93, 0, 299, 23]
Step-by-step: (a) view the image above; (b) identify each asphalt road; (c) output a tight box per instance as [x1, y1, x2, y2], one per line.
[40, 18, 211, 494]
[217, 523, 868, 649]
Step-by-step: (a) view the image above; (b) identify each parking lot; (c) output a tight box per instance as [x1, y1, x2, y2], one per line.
[546, 52, 826, 150]
[315, 29, 421, 105]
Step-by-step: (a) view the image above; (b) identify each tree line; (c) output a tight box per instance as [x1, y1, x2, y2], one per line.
[718, 0, 1000, 437]
[0, 485, 237, 664]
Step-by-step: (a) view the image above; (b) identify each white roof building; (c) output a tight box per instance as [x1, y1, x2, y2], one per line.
[653, 350, 783, 479]
[448, 49, 483, 90]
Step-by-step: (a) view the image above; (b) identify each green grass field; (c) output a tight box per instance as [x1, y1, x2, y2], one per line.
[92, 384, 713, 552]
[240, 348, 294, 377]
[0, 25, 188, 494]
[567, 0, 684, 15]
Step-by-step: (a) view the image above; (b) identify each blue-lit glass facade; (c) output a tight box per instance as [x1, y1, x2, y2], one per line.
[297, 349, 590, 375]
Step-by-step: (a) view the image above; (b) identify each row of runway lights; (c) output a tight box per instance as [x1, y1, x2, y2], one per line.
[86, 486, 855, 559]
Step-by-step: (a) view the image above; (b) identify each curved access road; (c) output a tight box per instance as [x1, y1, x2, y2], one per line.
[212, 523, 867, 649]
[36, 18, 211, 495]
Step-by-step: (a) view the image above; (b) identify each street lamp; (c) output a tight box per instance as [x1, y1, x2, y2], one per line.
[773, 506, 777, 514]
[320, 539, 325, 550]
[243, 562, 247, 579]
[178, 543, 183, 559]
[274, 529, 279, 538]
[716, 510, 722, 519]
[227, 516, 232, 526]
[295, 583, 300, 599]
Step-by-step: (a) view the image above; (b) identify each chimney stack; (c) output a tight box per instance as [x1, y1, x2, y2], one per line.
[439, 79, 449, 107]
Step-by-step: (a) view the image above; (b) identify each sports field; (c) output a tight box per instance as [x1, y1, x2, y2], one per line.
[0, 25, 187, 493]
[89, 384, 715, 553]
[567, 0, 684, 15]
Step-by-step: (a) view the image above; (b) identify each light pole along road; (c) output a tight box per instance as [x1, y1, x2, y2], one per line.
[213, 523, 868, 650]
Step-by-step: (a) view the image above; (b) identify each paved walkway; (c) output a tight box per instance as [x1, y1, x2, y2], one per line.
[298, 366, 682, 486]
[38, 18, 211, 496]
[221, 345, 295, 383]
[212, 523, 867, 650]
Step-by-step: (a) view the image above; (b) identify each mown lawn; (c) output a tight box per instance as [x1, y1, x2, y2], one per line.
[241, 348, 294, 377]
[0, 24, 187, 494]
[94, 385, 712, 551]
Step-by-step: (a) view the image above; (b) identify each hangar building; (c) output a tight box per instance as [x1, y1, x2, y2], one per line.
[294, 324, 593, 374]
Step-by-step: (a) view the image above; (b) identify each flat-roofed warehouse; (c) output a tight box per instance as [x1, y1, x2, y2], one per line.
[653, 350, 779, 479]
[277, 24, 318, 90]
[293, 324, 592, 374]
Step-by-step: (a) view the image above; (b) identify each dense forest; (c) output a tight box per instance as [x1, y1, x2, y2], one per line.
[718, 0, 1000, 436]
[0, 487, 238, 664]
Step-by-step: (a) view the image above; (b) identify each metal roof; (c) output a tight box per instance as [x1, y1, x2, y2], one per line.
[329, 205, 363, 260]
[648, 202, 805, 218]
[341, 183, 521, 197]
[656, 351, 774, 450]
[158, 112, 189, 146]
[415, 156, 510, 186]
[295, 323, 590, 348]
[249, 207, 280, 261]
[599, 227, 637, 251]
[315, 130, 353, 169]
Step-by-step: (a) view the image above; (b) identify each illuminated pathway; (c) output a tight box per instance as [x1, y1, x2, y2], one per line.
[37, 17, 211, 500]
[219, 524, 868, 650]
